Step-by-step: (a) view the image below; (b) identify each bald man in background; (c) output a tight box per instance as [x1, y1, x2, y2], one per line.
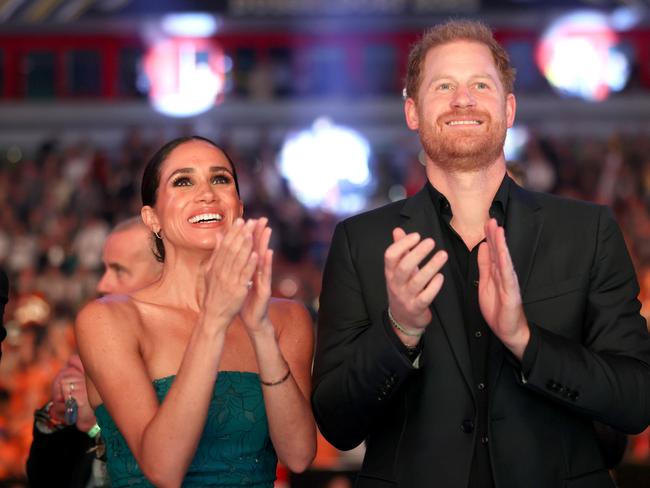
[27, 217, 162, 488]
[95, 217, 163, 295]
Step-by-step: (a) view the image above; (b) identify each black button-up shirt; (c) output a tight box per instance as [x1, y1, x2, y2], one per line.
[427, 175, 510, 488]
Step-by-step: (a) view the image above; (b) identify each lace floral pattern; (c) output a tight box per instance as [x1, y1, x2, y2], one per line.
[95, 371, 277, 487]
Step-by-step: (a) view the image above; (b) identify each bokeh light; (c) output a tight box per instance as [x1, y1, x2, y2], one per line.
[536, 11, 631, 102]
[504, 125, 529, 162]
[143, 37, 225, 117]
[161, 13, 220, 37]
[278, 117, 372, 215]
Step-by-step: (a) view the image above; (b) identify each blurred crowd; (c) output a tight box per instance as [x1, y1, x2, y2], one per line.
[0, 127, 649, 483]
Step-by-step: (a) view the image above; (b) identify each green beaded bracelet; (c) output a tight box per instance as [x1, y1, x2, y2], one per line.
[87, 423, 101, 439]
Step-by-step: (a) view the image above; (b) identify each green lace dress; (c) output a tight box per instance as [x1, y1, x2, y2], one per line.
[94, 371, 277, 487]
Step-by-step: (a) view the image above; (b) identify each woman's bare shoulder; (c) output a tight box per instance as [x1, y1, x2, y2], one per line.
[78, 293, 141, 319]
[268, 298, 313, 337]
[269, 298, 311, 319]
[75, 294, 144, 340]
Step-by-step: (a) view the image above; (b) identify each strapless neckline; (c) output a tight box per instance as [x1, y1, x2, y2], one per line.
[95, 370, 277, 487]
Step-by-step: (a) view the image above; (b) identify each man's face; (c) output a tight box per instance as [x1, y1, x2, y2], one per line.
[405, 40, 516, 173]
[96, 226, 160, 295]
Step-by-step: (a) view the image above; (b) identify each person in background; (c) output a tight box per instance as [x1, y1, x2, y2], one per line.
[312, 20, 650, 488]
[75, 136, 316, 487]
[26, 217, 163, 487]
[0, 268, 7, 360]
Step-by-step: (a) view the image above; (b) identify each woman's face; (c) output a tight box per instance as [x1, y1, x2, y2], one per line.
[146, 140, 242, 252]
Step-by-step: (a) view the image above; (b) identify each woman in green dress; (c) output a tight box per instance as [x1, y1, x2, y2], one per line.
[76, 136, 316, 487]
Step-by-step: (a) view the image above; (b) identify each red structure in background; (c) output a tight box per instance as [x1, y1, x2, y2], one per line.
[0, 27, 642, 102]
[2, 26, 650, 101]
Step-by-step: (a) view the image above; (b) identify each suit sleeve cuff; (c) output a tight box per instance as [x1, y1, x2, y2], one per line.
[520, 322, 541, 381]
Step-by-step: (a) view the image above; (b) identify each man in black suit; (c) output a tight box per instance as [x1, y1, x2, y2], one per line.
[312, 20, 650, 488]
[0, 268, 8, 360]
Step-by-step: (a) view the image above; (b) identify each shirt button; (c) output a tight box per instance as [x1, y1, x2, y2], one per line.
[477, 382, 485, 391]
[461, 420, 475, 433]
[481, 436, 489, 445]
[474, 331, 482, 338]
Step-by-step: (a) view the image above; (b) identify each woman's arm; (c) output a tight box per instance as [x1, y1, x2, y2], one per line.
[239, 219, 316, 472]
[77, 297, 230, 488]
[251, 301, 316, 472]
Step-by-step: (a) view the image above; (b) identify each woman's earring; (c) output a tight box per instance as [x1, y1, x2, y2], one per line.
[154, 230, 162, 240]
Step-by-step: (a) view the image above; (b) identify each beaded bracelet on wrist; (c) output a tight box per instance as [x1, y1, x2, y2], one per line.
[388, 308, 425, 337]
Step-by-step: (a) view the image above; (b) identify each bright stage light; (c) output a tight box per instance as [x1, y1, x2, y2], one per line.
[536, 11, 630, 102]
[278, 118, 372, 215]
[143, 37, 225, 117]
[161, 13, 219, 38]
[504, 126, 529, 163]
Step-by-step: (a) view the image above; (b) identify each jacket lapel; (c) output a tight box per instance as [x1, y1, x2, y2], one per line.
[400, 187, 475, 399]
[505, 181, 543, 299]
[487, 180, 544, 393]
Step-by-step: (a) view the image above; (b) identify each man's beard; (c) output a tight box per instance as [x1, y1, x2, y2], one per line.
[419, 109, 507, 173]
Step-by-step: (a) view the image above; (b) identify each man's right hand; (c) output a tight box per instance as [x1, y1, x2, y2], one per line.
[384, 228, 448, 344]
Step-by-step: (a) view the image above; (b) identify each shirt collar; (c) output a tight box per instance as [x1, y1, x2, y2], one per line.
[426, 173, 511, 226]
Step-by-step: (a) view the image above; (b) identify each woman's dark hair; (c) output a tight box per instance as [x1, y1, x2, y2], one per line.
[141, 135, 241, 262]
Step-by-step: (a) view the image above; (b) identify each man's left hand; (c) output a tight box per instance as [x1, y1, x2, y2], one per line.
[477, 219, 530, 360]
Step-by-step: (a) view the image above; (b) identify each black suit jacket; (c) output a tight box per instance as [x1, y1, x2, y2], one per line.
[0, 268, 8, 359]
[26, 425, 94, 488]
[312, 182, 650, 488]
